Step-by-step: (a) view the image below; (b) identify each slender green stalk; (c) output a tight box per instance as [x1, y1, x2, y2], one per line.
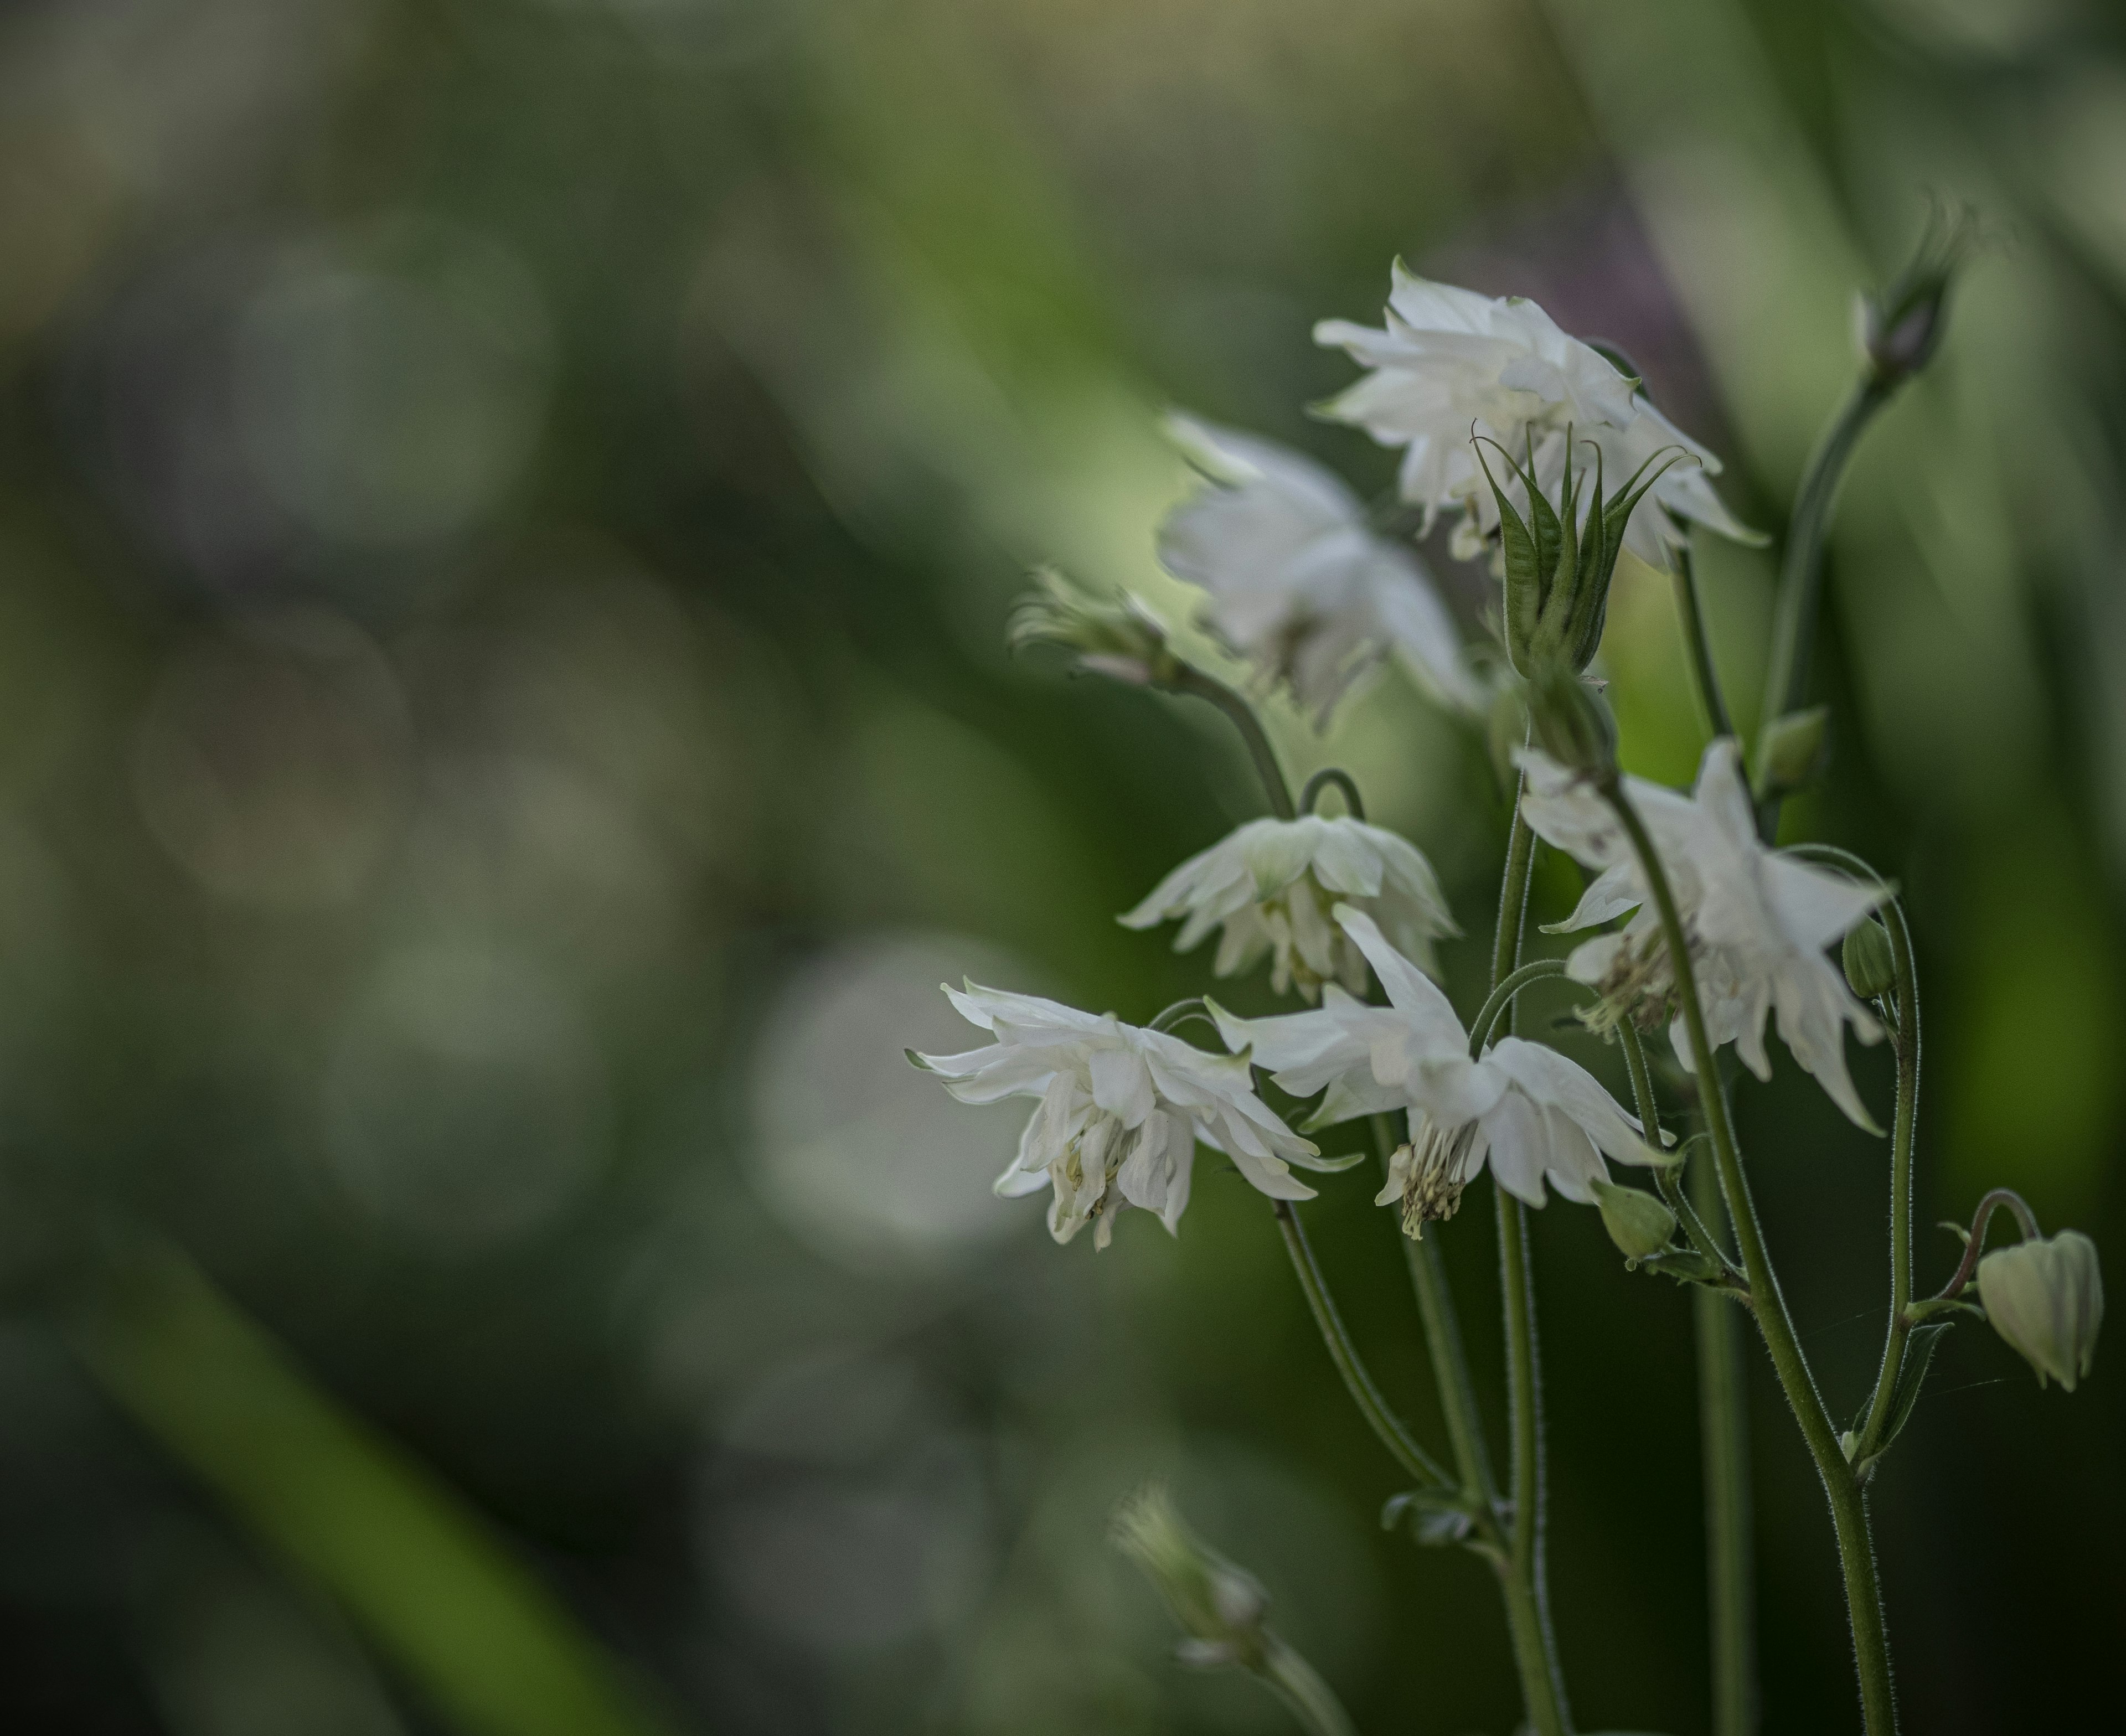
[1487, 778, 1572, 1736]
[65, 1240, 678, 1736]
[1300, 766, 1366, 822]
[1600, 778, 1897, 1735]
[1273, 1200, 1453, 1489]
[1670, 544, 1735, 742]
[1165, 666, 1296, 819]
[1667, 526, 1762, 1736]
[1692, 1156, 1757, 1736]
[1470, 958, 1570, 1055]
[1754, 378, 1894, 842]
[1261, 1637, 1360, 1736]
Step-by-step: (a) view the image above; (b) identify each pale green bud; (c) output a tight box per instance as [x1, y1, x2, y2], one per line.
[1978, 1231, 2103, 1392]
[1525, 664, 1617, 778]
[1753, 705, 1829, 801]
[1008, 567, 1176, 685]
[1842, 918, 1896, 1001]
[1112, 1483, 1269, 1670]
[1591, 1178, 1678, 1260]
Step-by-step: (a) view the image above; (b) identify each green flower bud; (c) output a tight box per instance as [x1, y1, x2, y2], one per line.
[1752, 705, 1829, 801]
[1591, 1178, 1678, 1260]
[1112, 1483, 1270, 1671]
[1978, 1230, 2103, 1392]
[1843, 918, 1896, 1001]
[1008, 567, 1176, 686]
[1478, 429, 1688, 678]
[1525, 663, 1617, 778]
[1859, 204, 1978, 388]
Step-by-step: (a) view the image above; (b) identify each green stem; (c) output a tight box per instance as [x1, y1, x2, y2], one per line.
[1274, 1199, 1453, 1489]
[1789, 856, 1920, 1465]
[1488, 778, 1571, 1736]
[1670, 542, 1735, 742]
[1692, 1154, 1757, 1736]
[1469, 958, 1570, 1056]
[1165, 666, 1296, 819]
[1600, 779, 1897, 1735]
[1261, 1636, 1360, 1736]
[65, 1239, 678, 1736]
[1755, 378, 1895, 842]
[1300, 767, 1366, 822]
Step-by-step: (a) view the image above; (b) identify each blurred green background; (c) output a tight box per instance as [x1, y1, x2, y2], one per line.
[0, 0, 2120, 1731]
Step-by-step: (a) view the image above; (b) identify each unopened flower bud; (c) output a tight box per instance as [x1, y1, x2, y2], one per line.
[1008, 567, 1175, 686]
[1753, 705, 1829, 801]
[1843, 918, 1895, 1001]
[1857, 204, 1978, 388]
[1591, 1178, 1677, 1260]
[1112, 1482, 1270, 1671]
[1978, 1231, 2103, 1392]
[1525, 664, 1617, 778]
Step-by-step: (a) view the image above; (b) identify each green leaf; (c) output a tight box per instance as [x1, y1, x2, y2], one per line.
[1879, 1321, 1954, 1456]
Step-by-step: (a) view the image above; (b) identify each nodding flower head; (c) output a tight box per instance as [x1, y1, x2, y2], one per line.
[1477, 426, 1690, 680]
[1008, 567, 1177, 687]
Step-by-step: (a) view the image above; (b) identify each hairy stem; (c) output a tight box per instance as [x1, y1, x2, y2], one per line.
[1670, 542, 1735, 742]
[1601, 778, 1897, 1735]
[1470, 958, 1570, 1055]
[1165, 666, 1296, 819]
[1755, 378, 1894, 841]
[1261, 1636, 1360, 1736]
[1274, 1200, 1453, 1489]
[1692, 1155, 1757, 1736]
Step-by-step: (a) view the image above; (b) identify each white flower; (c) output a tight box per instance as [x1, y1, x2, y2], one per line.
[1518, 738, 1890, 1129]
[912, 983, 1325, 1248]
[1158, 413, 1483, 725]
[1210, 908, 1654, 1238]
[1121, 814, 1459, 1001]
[1313, 264, 1759, 571]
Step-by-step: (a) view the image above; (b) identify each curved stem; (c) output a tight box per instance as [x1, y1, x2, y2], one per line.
[1164, 666, 1296, 819]
[1670, 541, 1735, 743]
[1300, 767, 1366, 822]
[1858, 900, 1919, 1459]
[1929, 1188, 2043, 1304]
[1274, 1200, 1452, 1489]
[1755, 378, 1895, 842]
[1469, 959, 1570, 1057]
[1492, 787, 1538, 991]
[1600, 777, 1897, 1736]
[1261, 1636, 1360, 1736]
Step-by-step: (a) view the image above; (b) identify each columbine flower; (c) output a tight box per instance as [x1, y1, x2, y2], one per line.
[1112, 1483, 1271, 1672]
[1518, 738, 1890, 1129]
[1210, 907, 1654, 1238]
[1157, 413, 1483, 725]
[1008, 566, 1178, 686]
[1978, 1230, 2104, 1392]
[1313, 264, 1759, 571]
[910, 983, 1324, 1249]
[1121, 815, 1459, 1000]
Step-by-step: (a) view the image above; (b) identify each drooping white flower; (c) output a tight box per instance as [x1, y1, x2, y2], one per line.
[1518, 738, 1890, 1129]
[1121, 814, 1459, 1001]
[1210, 908, 1654, 1238]
[912, 983, 1325, 1248]
[1157, 413, 1483, 725]
[1313, 264, 1760, 571]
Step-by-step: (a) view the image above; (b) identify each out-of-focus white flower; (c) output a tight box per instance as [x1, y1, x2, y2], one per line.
[1121, 815, 1458, 1001]
[1313, 264, 1760, 570]
[1211, 908, 1653, 1238]
[911, 984, 1324, 1249]
[1519, 738, 1890, 1129]
[1157, 414, 1483, 725]
[1007, 567, 1176, 686]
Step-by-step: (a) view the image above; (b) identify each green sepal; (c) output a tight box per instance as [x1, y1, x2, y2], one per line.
[1635, 1247, 1725, 1285]
[1381, 1487, 1478, 1548]
[1477, 438, 1545, 673]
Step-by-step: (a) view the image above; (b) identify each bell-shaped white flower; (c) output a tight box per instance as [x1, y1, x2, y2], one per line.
[912, 984, 1325, 1249]
[1518, 738, 1890, 1129]
[1210, 908, 1654, 1238]
[1158, 414, 1483, 725]
[1121, 814, 1459, 1001]
[1313, 264, 1759, 571]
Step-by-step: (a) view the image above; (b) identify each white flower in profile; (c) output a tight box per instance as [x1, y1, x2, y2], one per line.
[1313, 264, 1761, 570]
[1157, 414, 1483, 725]
[911, 984, 1327, 1249]
[1122, 814, 1459, 1001]
[1518, 738, 1891, 1129]
[1210, 908, 1655, 1239]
